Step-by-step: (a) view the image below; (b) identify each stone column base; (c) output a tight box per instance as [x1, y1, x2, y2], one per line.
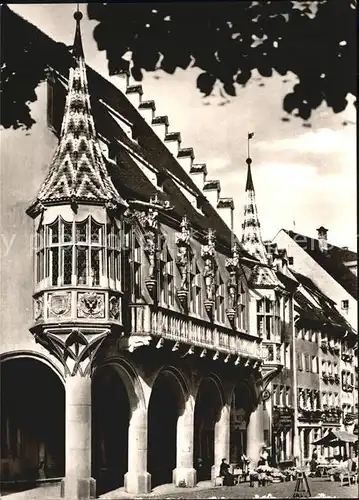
[172, 467, 197, 488]
[60, 477, 96, 500]
[211, 464, 219, 483]
[124, 471, 151, 494]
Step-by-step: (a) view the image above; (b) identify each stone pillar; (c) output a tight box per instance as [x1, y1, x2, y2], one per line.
[211, 405, 230, 480]
[124, 407, 151, 494]
[246, 404, 264, 467]
[61, 374, 95, 500]
[173, 398, 196, 487]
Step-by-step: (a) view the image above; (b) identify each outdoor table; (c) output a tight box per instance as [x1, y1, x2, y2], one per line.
[316, 464, 332, 478]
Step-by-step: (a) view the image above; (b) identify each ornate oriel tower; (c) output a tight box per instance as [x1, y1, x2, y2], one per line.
[26, 11, 127, 499]
[241, 151, 286, 464]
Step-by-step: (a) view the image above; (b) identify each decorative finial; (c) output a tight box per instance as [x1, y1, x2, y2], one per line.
[247, 132, 254, 160]
[74, 10, 83, 22]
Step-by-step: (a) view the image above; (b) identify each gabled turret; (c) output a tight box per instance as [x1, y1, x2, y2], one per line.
[241, 157, 279, 288]
[27, 10, 126, 217]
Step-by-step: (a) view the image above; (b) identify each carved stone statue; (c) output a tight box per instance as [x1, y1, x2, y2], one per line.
[203, 258, 215, 301]
[201, 229, 216, 306]
[225, 243, 240, 311]
[175, 216, 191, 292]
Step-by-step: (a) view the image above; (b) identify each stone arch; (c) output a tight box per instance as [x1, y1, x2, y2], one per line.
[150, 364, 192, 408]
[229, 380, 256, 464]
[0, 350, 65, 385]
[93, 355, 146, 412]
[147, 365, 189, 487]
[91, 356, 145, 494]
[193, 374, 224, 481]
[0, 351, 65, 483]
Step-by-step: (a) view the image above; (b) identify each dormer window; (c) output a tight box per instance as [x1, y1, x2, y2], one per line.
[341, 299, 349, 310]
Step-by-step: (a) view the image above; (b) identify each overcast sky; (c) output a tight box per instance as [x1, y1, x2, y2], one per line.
[10, 3, 357, 250]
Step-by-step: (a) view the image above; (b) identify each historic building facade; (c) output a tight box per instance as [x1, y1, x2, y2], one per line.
[0, 8, 289, 498]
[0, 7, 357, 500]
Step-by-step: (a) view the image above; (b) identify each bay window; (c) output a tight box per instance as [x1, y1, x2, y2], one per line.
[35, 216, 123, 289]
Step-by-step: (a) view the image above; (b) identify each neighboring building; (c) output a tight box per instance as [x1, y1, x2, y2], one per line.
[291, 272, 357, 461]
[273, 228, 357, 331]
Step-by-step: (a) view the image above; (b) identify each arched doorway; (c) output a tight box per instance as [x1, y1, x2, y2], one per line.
[0, 356, 65, 484]
[92, 365, 130, 495]
[147, 370, 185, 487]
[194, 378, 222, 481]
[230, 382, 254, 464]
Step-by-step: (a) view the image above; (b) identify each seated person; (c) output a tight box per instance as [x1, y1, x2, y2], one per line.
[219, 458, 235, 486]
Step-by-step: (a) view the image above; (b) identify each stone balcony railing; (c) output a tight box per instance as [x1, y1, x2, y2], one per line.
[298, 408, 322, 423]
[321, 407, 342, 425]
[129, 304, 263, 361]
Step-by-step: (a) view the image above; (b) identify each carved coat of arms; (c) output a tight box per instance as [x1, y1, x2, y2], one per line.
[77, 292, 105, 318]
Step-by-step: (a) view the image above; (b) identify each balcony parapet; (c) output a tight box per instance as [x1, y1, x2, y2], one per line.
[32, 287, 122, 331]
[298, 408, 322, 423]
[322, 406, 342, 425]
[128, 304, 263, 362]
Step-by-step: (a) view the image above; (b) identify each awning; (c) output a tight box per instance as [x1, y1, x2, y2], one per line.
[312, 429, 358, 446]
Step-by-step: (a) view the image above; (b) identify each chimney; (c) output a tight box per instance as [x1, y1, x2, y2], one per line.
[190, 163, 207, 190]
[138, 100, 156, 124]
[203, 180, 221, 208]
[317, 226, 328, 253]
[217, 198, 234, 231]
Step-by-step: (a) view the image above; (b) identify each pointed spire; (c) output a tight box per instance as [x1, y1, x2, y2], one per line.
[27, 8, 126, 216]
[241, 143, 280, 288]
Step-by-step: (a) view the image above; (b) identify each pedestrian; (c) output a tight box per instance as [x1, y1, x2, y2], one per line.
[219, 458, 235, 486]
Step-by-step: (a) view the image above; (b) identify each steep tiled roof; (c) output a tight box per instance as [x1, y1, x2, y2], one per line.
[285, 230, 357, 299]
[292, 271, 354, 334]
[27, 11, 126, 216]
[4, 6, 245, 252]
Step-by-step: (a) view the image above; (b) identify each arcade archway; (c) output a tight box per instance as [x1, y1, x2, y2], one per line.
[92, 365, 130, 495]
[0, 356, 65, 483]
[147, 370, 186, 487]
[230, 382, 255, 464]
[194, 378, 222, 481]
